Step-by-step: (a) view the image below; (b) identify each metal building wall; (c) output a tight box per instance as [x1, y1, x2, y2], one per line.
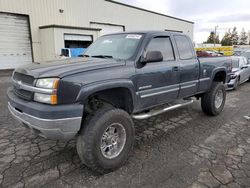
[0, 0, 194, 62]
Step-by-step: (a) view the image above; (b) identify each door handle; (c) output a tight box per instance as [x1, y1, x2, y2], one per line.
[172, 66, 179, 71]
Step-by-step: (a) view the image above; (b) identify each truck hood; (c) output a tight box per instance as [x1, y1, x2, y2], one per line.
[15, 57, 126, 78]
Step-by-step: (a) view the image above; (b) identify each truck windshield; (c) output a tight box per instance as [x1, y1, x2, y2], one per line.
[84, 34, 143, 60]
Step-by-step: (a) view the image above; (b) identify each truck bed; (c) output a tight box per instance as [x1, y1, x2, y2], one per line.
[197, 56, 232, 92]
[199, 56, 232, 77]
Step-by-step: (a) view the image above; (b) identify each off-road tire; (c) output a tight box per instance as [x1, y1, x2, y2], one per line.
[76, 104, 135, 173]
[201, 82, 226, 116]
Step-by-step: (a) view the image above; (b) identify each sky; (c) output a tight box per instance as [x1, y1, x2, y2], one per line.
[119, 0, 250, 43]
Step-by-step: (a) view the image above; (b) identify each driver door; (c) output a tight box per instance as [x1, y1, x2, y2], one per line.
[135, 36, 180, 110]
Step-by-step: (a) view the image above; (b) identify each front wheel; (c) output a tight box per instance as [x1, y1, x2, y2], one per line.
[201, 82, 226, 116]
[76, 104, 135, 173]
[233, 77, 240, 90]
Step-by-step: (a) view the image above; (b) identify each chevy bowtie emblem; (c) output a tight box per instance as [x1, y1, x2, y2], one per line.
[15, 81, 22, 89]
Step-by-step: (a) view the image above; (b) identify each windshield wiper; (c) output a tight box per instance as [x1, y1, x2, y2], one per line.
[91, 55, 113, 59]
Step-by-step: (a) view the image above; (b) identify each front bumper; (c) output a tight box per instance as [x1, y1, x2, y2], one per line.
[227, 78, 236, 89]
[7, 88, 83, 140]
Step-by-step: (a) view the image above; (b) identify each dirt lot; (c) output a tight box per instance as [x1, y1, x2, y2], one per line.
[1, 75, 250, 188]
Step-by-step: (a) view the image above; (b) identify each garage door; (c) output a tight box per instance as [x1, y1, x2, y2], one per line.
[0, 13, 32, 70]
[90, 23, 124, 36]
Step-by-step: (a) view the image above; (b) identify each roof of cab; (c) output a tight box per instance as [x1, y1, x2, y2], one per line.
[104, 30, 186, 37]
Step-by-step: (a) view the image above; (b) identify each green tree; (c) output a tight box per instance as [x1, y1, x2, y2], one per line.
[221, 30, 232, 46]
[205, 31, 220, 44]
[239, 28, 248, 45]
[248, 31, 250, 45]
[231, 27, 239, 45]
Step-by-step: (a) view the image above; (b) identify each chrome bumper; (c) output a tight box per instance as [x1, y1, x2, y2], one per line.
[8, 102, 82, 140]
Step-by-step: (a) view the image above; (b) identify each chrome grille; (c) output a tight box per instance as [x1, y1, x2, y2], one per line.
[13, 72, 34, 86]
[13, 88, 33, 101]
[13, 72, 35, 101]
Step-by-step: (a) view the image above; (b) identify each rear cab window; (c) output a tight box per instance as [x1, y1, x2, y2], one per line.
[174, 35, 195, 60]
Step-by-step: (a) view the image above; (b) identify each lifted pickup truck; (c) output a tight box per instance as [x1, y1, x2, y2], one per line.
[8, 31, 232, 173]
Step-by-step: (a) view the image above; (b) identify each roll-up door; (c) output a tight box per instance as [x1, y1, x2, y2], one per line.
[0, 13, 32, 70]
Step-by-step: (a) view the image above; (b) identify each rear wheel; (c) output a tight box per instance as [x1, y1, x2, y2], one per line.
[201, 82, 226, 116]
[76, 104, 135, 173]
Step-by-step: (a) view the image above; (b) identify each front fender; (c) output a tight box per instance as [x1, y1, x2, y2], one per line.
[76, 79, 138, 106]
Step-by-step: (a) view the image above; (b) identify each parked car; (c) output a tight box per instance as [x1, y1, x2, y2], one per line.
[227, 56, 250, 90]
[234, 48, 245, 56]
[196, 50, 222, 57]
[234, 49, 250, 61]
[242, 50, 250, 62]
[8, 31, 232, 173]
[211, 50, 224, 55]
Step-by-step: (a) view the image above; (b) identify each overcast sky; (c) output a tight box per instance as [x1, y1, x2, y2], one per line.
[119, 0, 250, 43]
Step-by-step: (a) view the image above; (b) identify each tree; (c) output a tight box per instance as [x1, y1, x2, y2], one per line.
[239, 28, 248, 45]
[231, 27, 239, 45]
[247, 31, 250, 45]
[221, 30, 232, 46]
[205, 31, 220, 44]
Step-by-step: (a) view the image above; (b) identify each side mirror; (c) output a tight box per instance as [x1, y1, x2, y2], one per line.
[142, 51, 163, 63]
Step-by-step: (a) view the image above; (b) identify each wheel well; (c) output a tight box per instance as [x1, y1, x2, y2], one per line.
[213, 71, 226, 83]
[85, 87, 134, 114]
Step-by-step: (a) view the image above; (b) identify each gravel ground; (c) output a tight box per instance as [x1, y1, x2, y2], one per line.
[1, 75, 250, 188]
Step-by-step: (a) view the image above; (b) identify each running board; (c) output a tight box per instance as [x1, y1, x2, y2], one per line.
[132, 99, 194, 120]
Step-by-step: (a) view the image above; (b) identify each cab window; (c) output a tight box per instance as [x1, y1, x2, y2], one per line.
[174, 35, 194, 60]
[146, 37, 175, 61]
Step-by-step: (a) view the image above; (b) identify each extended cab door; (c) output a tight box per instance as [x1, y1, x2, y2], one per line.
[173, 35, 199, 98]
[135, 35, 180, 109]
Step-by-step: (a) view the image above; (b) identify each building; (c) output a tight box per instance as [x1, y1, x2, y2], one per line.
[0, 0, 194, 70]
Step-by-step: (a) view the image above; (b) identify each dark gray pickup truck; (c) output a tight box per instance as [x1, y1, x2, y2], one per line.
[8, 31, 232, 173]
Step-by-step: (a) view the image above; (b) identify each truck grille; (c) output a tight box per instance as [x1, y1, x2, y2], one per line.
[13, 72, 35, 101]
[13, 88, 33, 101]
[13, 72, 35, 86]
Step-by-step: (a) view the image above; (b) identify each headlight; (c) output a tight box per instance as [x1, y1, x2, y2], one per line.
[34, 78, 59, 105]
[230, 74, 237, 79]
[36, 78, 59, 89]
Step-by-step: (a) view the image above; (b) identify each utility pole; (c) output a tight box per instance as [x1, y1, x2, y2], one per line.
[214, 25, 219, 47]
